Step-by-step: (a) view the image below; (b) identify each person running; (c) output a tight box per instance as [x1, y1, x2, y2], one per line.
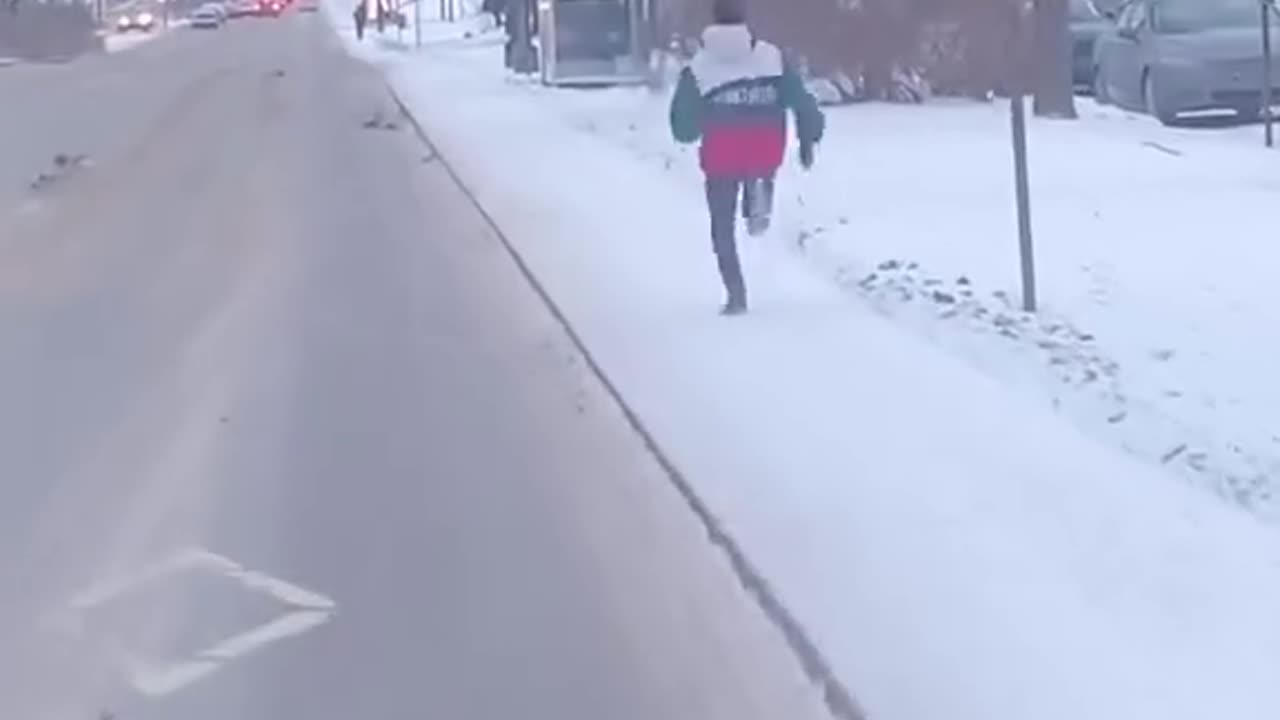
[669, 0, 825, 316]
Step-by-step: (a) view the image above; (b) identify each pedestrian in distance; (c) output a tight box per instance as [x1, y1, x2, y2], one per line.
[353, 0, 366, 40]
[669, 0, 825, 316]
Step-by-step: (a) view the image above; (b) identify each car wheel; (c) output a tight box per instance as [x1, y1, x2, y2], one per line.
[1092, 67, 1109, 104]
[1143, 72, 1177, 126]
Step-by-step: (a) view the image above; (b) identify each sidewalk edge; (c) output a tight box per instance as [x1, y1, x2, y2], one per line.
[384, 82, 869, 720]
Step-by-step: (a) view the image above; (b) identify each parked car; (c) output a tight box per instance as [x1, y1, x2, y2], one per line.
[1093, 0, 1280, 124]
[191, 3, 223, 27]
[115, 10, 156, 32]
[1069, 0, 1120, 90]
[256, 0, 283, 16]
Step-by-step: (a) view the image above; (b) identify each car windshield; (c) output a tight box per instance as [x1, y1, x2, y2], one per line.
[1156, 0, 1269, 33]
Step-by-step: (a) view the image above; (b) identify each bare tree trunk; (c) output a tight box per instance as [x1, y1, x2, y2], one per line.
[962, 0, 1014, 101]
[1032, 0, 1077, 118]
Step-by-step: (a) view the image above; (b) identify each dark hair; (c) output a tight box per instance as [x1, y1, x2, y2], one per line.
[712, 0, 746, 24]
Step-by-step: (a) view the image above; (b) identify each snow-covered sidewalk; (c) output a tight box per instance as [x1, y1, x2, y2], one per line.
[388, 50, 1280, 524]
[327, 11, 1280, 720]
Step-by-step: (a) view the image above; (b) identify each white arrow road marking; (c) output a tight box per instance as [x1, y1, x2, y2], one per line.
[231, 570, 337, 611]
[49, 546, 337, 698]
[126, 609, 333, 697]
[129, 658, 221, 698]
[198, 609, 332, 661]
[67, 548, 207, 611]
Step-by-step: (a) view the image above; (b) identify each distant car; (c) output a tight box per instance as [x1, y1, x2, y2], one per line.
[115, 10, 156, 32]
[256, 0, 283, 16]
[191, 4, 223, 27]
[227, 0, 257, 17]
[1093, 0, 1280, 124]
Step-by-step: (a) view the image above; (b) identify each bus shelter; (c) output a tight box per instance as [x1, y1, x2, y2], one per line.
[535, 0, 648, 86]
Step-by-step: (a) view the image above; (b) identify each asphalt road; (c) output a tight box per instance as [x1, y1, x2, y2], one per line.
[0, 11, 828, 720]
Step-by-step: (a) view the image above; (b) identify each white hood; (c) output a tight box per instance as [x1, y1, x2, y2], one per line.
[701, 24, 755, 63]
[689, 24, 784, 93]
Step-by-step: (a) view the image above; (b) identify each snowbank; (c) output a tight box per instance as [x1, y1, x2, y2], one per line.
[325, 13, 1280, 720]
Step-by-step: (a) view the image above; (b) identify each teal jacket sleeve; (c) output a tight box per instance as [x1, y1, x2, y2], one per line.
[669, 67, 704, 144]
[780, 62, 825, 146]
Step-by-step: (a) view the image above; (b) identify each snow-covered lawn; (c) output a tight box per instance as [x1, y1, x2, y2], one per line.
[325, 9, 1280, 720]
[793, 101, 1280, 522]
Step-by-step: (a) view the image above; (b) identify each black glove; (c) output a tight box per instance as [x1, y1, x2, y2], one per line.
[799, 141, 816, 170]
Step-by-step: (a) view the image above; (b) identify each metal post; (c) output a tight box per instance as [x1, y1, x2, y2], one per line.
[1010, 93, 1037, 312]
[631, 0, 646, 76]
[1264, 0, 1274, 147]
[414, 0, 420, 47]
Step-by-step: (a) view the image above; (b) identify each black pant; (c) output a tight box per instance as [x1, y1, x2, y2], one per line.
[705, 176, 774, 302]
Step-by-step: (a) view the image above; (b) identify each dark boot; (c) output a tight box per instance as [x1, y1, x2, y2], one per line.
[720, 295, 748, 316]
[716, 251, 747, 315]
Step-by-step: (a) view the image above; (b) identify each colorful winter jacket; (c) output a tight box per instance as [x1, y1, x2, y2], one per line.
[669, 24, 825, 178]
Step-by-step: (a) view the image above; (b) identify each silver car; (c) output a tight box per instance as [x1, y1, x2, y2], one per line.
[1071, 0, 1120, 89]
[191, 4, 223, 27]
[1093, 0, 1280, 124]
